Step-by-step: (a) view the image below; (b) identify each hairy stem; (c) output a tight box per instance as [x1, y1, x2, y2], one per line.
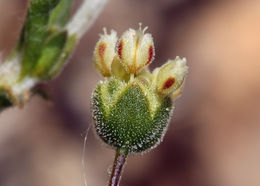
[66, 0, 108, 38]
[108, 149, 127, 186]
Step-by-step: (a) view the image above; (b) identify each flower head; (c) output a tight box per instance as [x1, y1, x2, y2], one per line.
[92, 25, 188, 154]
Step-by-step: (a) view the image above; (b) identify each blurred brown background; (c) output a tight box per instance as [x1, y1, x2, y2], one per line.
[1, 0, 260, 186]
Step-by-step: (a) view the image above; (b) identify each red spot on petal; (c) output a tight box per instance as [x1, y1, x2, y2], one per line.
[118, 40, 123, 59]
[146, 45, 154, 65]
[98, 42, 106, 59]
[163, 77, 175, 90]
[98, 42, 110, 76]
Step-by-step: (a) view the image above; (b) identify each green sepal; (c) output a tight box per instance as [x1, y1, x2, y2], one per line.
[31, 30, 68, 79]
[92, 79, 173, 154]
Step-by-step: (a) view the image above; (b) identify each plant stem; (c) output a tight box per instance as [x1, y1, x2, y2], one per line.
[108, 149, 127, 186]
[66, 0, 108, 38]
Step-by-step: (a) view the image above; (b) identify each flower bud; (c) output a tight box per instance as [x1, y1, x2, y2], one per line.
[93, 29, 117, 77]
[116, 25, 155, 74]
[155, 57, 188, 96]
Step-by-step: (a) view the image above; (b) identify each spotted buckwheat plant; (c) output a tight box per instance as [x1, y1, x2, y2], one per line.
[92, 25, 188, 186]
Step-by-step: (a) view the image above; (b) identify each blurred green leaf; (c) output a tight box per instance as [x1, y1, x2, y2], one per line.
[48, 0, 73, 27]
[31, 30, 68, 79]
[20, 0, 73, 79]
[47, 35, 77, 78]
[20, 0, 61, 78]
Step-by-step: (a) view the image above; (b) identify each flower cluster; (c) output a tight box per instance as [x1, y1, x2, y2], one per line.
[93, 25, 188, 98]
[92, 25, 188, 154]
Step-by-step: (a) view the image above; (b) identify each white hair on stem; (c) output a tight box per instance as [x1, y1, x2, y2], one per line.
[66, 0, 109, 38]
[0, 54, 38, 98]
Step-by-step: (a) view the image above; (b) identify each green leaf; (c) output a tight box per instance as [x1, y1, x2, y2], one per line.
[31, 30, 68, 79]
[29, 0, 61, 13]
[48, 0, 73, 27]
[20, 0, 61, 78]
[19, 0, 74, 79]
[47, 35, 77, 78]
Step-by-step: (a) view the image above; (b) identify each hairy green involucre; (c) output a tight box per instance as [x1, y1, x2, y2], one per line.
[92, 79, 173, 154]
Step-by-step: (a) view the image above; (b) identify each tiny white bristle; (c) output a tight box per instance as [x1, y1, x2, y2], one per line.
[103, 27, 107, 35]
